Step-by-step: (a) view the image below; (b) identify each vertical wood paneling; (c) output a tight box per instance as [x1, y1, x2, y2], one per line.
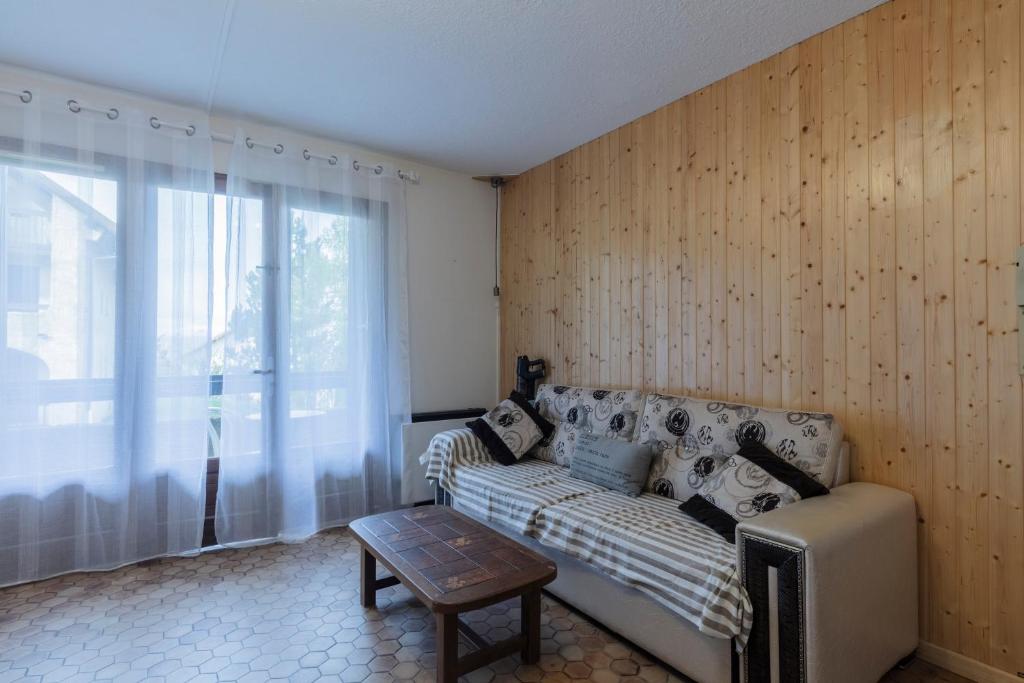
[780, 45, 804, 409]
[893, 0, 928, 634]
[557, 152, 576, 384]
[868, 3, 899, 488]
[616, 128, 631, 388]
[498, 1, 1024, 675]
[608, 130, 621, 388]
[800, 34, 824, 411]
[951, 0, 990, 662]
[668, 101, 685, 393]
[743, 63, 763, 404]
[630, 121, 644, 390]
[726, 72, 746, 401]
[535, 160, 555, 383]
[589, 139, 603, 385]
[618, 128, 634, 388]
[579, 144, 593, 384]
[695, 87, 714, 397]
[682, 97, 698, 393]
[921, 0, 958, 651]
[844, 12, 874, 481]
[711, 82, 729, 398]
[821, 26, 847, 423]
[597, 135, 611, 387]
[642, 117, 657, 391]
[654, 109, 671, 392]
[760, 55, 783, 408]
[984, 0, 1023, 673]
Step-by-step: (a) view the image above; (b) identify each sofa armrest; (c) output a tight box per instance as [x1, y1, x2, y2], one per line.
[736, 482, 918, 683]
[418, 428, 497, 506]
[419, 427, 494, 476]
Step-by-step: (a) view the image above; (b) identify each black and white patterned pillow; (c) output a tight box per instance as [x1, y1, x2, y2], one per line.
[639, 393, 843, 500]
[467, 391, 555, 465]
[531, 420, 578, 467]
[678, 443, 829, 543]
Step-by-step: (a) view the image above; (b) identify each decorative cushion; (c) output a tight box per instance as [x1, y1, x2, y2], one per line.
[644, 444, 727, 502]
[638, 393, 843, 500]
[531, 420, 577, 467]
[680, 443, 830, 542]
[466, 391, 555, 465]
[568, 433, 652, 497]
[534, 384, 645, 440]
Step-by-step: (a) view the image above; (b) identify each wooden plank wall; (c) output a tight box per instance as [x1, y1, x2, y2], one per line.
[498, 0, 1024, 675]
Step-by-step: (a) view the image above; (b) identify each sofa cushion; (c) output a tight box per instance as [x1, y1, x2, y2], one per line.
[442, 458, 606, 535]
[467, 391, 554, 465]
[531, 385, 645, 466]
[530, 419, 576, 466]
[638, 393, 843, 500]
[534, 384, 645, 440]
[532, 489, 752, 646]
[681, 443, 831, 542]
[569, 433, 653, 496]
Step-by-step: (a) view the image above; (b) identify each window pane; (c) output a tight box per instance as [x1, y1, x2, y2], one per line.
[218, 193, 265, 460]
[223, 196, 265, 376]
[290, 208, 349, 376]
[156, 187, 210, 378]
[288, 207, 350, 457]
[2, 166, 117, 411]
[155, 186, 212, 465]
[1, 165, 118, 475]
[211, 194, 228, 376]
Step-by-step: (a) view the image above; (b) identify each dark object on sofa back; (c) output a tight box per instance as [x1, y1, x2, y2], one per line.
[515, 355, 546, 399]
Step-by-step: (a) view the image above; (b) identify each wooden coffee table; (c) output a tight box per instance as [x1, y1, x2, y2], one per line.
[349, 506, 557, 683]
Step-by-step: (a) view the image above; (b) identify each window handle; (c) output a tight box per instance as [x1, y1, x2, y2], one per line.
[251, 369, 273, 375]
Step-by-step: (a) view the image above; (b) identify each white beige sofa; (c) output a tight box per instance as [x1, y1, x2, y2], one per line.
[420, 385, 917, 683]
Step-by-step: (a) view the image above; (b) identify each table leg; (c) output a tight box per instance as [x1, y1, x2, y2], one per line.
[360, 547, 376, 608]
[435, 612, 459, 683]
[521, 589, 540, 664]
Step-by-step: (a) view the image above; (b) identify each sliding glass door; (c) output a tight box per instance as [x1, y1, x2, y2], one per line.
[213, 135, 409, 545]
[205, 178, 389, 547]
[215, 177, 374, 543]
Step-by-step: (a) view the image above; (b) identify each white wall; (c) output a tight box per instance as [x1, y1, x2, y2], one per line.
[403, 171, 499, 413]
[0, 64, 499, 414]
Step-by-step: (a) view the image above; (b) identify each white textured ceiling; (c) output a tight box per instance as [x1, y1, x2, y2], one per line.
[0, 0, 883, 174]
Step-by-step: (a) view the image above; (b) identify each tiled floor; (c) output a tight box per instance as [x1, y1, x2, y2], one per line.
[0, 527, 970, 683]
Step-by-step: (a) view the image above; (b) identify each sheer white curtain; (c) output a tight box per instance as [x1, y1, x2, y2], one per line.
[216, 130, 410, 544]
[0, 87, 213, 586]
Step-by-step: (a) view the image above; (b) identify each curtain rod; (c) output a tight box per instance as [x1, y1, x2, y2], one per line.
[0, 88, 420, 183]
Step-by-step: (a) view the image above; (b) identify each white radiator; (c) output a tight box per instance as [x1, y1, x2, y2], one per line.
[400, 417, 469, 505]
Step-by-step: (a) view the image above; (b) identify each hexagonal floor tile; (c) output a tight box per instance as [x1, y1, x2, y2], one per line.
[0, 527, 959, 683]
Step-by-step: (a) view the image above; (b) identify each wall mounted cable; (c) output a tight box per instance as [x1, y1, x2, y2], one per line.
[491, 177, 504, 296]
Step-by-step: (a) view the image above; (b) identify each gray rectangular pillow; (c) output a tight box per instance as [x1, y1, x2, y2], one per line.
[569, 433, 653, 497]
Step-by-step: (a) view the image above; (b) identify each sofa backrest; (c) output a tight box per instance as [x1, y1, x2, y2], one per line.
[531, 384, 646, 466]
[530, 385, 846, 500]
[637, 393, 844, 501]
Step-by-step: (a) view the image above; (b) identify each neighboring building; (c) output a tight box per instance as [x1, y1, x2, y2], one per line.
[2, 165, 116, 427]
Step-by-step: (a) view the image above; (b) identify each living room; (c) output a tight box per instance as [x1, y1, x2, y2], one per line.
[0, 2, 1021, 683]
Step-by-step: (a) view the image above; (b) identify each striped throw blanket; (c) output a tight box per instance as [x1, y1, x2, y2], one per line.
[419, 428, 753, 648]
